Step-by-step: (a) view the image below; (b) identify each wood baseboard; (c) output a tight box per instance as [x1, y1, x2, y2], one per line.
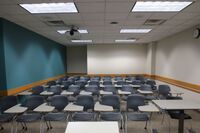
[149, 74, 200, 93]
[2, 73, 199, 96]
[66, 73, 87, 76]
[0, 74, 66, 96]
[87, 74, 146, 78]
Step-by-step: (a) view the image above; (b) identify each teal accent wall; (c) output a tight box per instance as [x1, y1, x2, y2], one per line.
[0, 19, 7, 90]
[1, 19, 66, 90]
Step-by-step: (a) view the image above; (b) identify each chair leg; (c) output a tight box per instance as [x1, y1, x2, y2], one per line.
[15, 122, 19, 133]
[23, 122, 27, 131]
[168, 115, 171, 133]
[161, 113, 165, 124]
[119, 114, 123, 130]
[125, 115, 127, 133]
[10, 120, 15, 133]
[144, 120, 148, 130]
[0, 124, 3, 130]
[45, 121, 50, 130]
[20, 122, 25, 130]
[120, 119, 123, 129]
[48, 121, 52, 129]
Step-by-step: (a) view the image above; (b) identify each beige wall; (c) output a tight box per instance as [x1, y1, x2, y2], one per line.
[87, 44, 147, 74]
[67, 46, 87, 73]
[155, 25, 200, 84]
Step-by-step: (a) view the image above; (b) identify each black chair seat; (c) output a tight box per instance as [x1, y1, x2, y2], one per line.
[121, 95, 128, 101]
[44, 113, 68, 121]
[145, 95, 156, 100]
[152, 129, 159, 133]
[72, 112, 95, 121]
[168, 111, 192, 120]
[100, 112, 122, 121]
[127, 112, 149, 121]
[16, 113, 42, 122]
[0, 114, 15, 122]
[67, 96, 77, 102]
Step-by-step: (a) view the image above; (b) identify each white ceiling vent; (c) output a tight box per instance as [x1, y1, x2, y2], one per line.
[144, 19, 166, 26]
[44, 20, 66, 27]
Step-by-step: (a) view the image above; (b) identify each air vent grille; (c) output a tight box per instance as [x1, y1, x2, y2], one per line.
[144, 19, 166, 26]
[44, 20, 66, 27]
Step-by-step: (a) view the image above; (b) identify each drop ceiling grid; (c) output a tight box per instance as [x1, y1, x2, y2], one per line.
[0, 0, 199, 45]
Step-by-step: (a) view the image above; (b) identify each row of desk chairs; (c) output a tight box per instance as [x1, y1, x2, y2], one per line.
[0, 85, 181, 132]
[54, 75, 149, 84]
[0, 94, 150, 133]
[60, 75, 146, 81]
[32, 84, 157, 102]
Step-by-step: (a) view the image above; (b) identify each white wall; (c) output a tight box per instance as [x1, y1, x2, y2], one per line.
[87, 44, 147, 74]
[155, 25, 200, 84]
[67, 46, 87, 73]
[146, 43, 156, 75]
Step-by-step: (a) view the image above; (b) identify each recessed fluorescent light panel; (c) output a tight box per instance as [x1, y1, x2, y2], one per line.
[57, 29, 88, 34]
[132, 1, 192, 12]
[57, 30, 67, 34]
[115, 39, 136, 43]
[120, 29, 151, 33]
[78, 30, 88, 34]
[20, 3, 78, 13]
[71, 40, 92, 43]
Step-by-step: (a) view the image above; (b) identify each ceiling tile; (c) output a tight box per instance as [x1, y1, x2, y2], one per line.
[150, 12, 177, 20]
[62, 20, 85, 27]
[81, 13, 104, 20]
[83, 20, 104, 26]
[127, 13, 152, 20]
[0, 0, 16, 4]
[57, 14, 82, 21]
[124, 19, 146, 27]
[0, 5, 29, 14]
[182, 1, 200, 13]
[74, 0, 105, 2]
[11, 14, 39, 22]
[105, 13, 128, 20]
[173, 12, 200, 20]
[106, 2, 133, 13]
[13, 0, 52, 4]
[76, 2, 105, 13]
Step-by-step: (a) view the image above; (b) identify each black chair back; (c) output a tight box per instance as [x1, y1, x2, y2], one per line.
[127, 94, 145, 111]
[103, 81, 113, 85]
[46, 81, 56, 86]
[76, 95, 94, 111]
[22, 96, 44, 110]
[140, 84, 152, 91]
[158, 85, 171, 97]
[104, 86, 116, 94]
[32, 86, 44, 95]
[0, 96, 18, 112]
[49, 95, 68, 111]
[85, 85, 99, 95]
[101, 95, 120, 110]
[121, 85, 135, 93]
[48, 86, 62, 95]
[68, 85, 81, 95]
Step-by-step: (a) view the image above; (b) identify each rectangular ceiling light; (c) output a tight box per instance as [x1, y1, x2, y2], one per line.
[115, 39, 136, 43]
[120, 29, 152, 33]
[132, 1, 193, 12]
[20, 3, 78, 13]
[78, 30, 88, 34]
[57, 29, 88, 34]
[57, 30, 67, 34]
[71, 40, 92, 43]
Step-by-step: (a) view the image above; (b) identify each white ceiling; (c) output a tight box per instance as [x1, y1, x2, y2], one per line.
[0, 0, 200, 45]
